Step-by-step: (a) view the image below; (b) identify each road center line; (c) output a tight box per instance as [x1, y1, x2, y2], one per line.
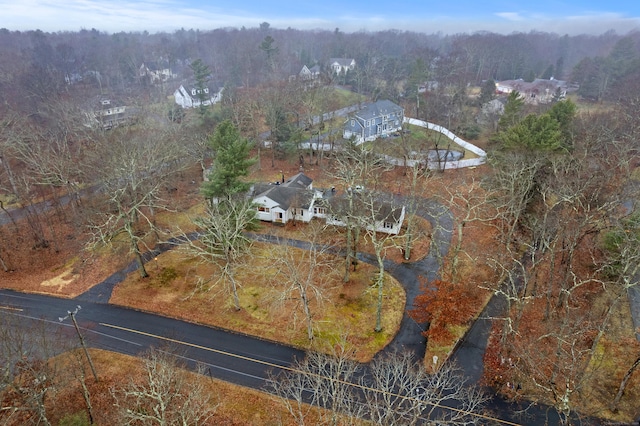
[100, 322, 521, 425]
[99, 322, 292, 371]
[0, 305, 23, 311]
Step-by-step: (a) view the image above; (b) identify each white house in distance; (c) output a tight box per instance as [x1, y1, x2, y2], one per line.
[343, 100, 405, 144]
[299, 64, 321, 80]
[251, 173, 405, 234]
[329, 58, 356, 75]
[139, 61, 176, 84]
[174, 84, 224, 109]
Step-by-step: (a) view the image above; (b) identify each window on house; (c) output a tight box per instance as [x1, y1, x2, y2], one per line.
[384, 221, 393, 229]
[314, 207, 326, 214]
[204, 88, 209, 93]
[351, 119, 355, 126]
[191, 89, 196, 96]
[258, 206, 270, 212]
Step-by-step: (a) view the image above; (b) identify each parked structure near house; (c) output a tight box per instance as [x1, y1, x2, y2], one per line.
[139, 61, 176, 84]
[496, 78, 573, 104]
[343, 100, 405, 144]
[173, 84, 224, 109]
[329, 58, 356, 75]
[85, 96, 137, 130]
[251, 173, 405, 234]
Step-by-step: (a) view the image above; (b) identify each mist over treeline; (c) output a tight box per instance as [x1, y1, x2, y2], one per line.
[1, 24, 639, 115]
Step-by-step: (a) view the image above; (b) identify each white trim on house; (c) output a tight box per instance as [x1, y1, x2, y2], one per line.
[174, 84, 224, 109]
[252, 173, 405, 234]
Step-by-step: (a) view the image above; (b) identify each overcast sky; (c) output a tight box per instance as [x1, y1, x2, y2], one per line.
[1, 0, 639, 35]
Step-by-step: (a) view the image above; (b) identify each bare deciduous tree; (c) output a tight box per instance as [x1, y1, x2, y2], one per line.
[86, 124, 184, 278]
[0, 312, 70, 426]
[271, 221, 340, 340]
[364, 351, 488, 426]
[178, 196, 257, 310]
[111, 346, 217, 426]
[268, 344, 487, 426]
[266, 339, 365, 426]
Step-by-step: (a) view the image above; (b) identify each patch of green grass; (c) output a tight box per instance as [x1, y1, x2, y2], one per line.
[156, 267, 178, 286]
[332, 87, 367, 107]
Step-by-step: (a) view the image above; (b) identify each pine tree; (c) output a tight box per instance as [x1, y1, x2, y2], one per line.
[497, 90, 524, 132]
[202, 120, 256, 201]
[189, 58, 212, 118]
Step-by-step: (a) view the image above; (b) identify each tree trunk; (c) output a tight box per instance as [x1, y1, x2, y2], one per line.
[343, 223, 352, 283]
[374, 249, 385, 333]
[611, 354, 640, 412]
[300, 286, 313, 340]
[225, 262, 241, 311]
[133, 240, 149, 278]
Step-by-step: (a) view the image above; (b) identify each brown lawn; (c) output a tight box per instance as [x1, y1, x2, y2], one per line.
[110, 240, 406, 363]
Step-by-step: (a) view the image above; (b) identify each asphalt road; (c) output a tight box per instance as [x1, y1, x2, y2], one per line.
[0, 289, 305, 391]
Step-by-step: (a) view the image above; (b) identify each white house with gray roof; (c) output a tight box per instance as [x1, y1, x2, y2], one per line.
[343, 100, 404, 144]
[174, 83, 224, 109]
[329, 58, 356, 75]
[251, 173, 405, 234]
[251, 173, 321, 225]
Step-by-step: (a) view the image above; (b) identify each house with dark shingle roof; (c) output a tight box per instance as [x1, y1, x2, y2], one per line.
[251, 173, 319, 224]
[343, 100, 404, 144]
[251, 172, 405, 234]
[323, 192, 406, 235]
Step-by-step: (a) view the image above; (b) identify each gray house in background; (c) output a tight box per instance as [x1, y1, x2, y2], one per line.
[343, 100, 404, 144]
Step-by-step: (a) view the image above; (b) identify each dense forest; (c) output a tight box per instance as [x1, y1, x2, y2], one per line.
[1, 25, 639, 113]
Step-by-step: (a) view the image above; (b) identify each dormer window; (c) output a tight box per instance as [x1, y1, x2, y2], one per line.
[191, 89, 196, 96]
[204, 88, 209, 93]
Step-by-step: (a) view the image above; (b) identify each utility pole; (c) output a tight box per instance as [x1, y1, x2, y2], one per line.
[60, 305, 99, 382]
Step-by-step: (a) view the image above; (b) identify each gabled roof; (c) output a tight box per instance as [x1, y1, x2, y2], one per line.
[182, 83, 220, 93]
[329, 58, 355, 66]
[281, 172, 313, 189]
[325, 192, 404, 224]
[353, 100, 403, 121]
[252, 172, 314, 210]
[259, 187, 315, 210]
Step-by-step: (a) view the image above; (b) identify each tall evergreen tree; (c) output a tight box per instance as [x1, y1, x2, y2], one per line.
[497, 90, 525, 132]
[189, 58, 212, 119]
[202, 120, 256, 201]
[479, 79, 496, 106]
